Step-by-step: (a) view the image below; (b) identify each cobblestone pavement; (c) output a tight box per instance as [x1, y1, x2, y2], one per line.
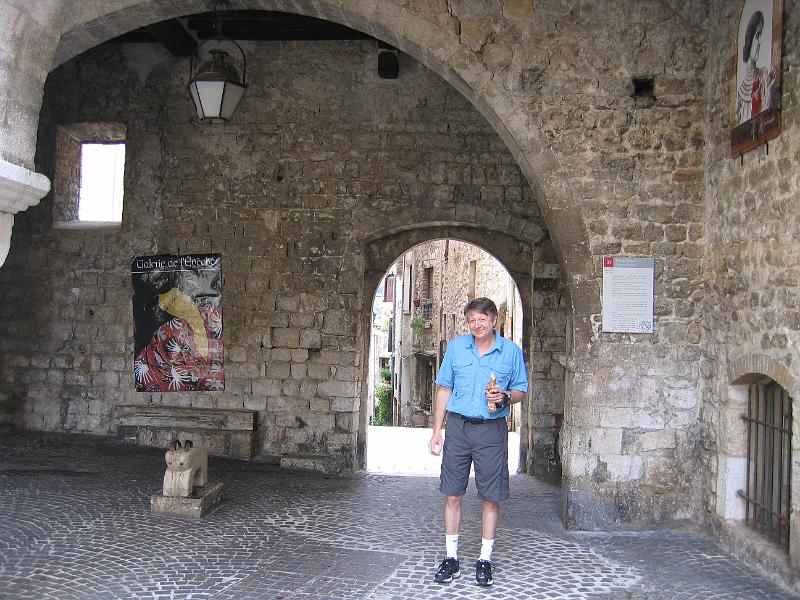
[0, 431, 797, 600]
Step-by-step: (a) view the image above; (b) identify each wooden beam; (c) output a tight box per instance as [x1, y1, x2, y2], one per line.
[145, 19, 196, 57]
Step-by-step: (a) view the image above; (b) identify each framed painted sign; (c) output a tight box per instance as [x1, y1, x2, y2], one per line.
[730, 0, 783, 158]
[131, 254, 224, 392]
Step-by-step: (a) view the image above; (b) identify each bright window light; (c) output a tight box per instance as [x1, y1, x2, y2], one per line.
[79, 143, 125, 222]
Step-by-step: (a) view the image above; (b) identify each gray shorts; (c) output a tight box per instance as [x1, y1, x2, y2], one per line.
[439, 412, 509, 502]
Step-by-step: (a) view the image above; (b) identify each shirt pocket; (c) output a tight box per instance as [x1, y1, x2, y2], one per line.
[493, 363, 514, 390]
[452, 358, 473, 392]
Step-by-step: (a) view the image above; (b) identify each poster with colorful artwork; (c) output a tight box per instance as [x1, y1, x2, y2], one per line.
[131, 254, 224, 392]
[730, 0, 782, 158]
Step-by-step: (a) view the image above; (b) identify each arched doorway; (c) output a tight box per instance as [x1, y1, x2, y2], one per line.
[365, 238, 528, 475]
[361, 226, 566, 477]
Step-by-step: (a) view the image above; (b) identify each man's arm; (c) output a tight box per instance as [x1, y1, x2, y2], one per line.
[428, 385, 451, 456]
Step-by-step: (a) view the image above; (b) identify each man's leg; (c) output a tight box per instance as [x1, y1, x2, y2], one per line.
[435, 415, 470, 584]
[434, 495, 464, 583]
[473, 499, 499, 586]
[445, 495, 463, 535]
[472, 418, 507, 586]
[481, 499, 499, 540]
[479, 499, 499, 561]
[444, 495, 463, 561]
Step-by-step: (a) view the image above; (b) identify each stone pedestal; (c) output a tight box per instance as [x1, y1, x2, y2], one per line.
[151, 483, 224, 518]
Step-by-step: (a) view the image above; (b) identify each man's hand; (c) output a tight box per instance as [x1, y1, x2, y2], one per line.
[486, 385, 507, 413]
[429, 431, 443, 456]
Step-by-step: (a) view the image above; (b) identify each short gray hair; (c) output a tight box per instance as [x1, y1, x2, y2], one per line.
[463, 297, 498, 319]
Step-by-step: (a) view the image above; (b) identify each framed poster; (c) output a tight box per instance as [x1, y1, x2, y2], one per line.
[131, 254, 224, 392]
[730, 0, 783, 158]
[602, 256, 654, 334]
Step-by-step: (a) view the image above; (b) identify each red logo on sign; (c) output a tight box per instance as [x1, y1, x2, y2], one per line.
[604, 256, 614, 267]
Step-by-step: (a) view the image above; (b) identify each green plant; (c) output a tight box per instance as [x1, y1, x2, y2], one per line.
[373, 384, 392, 426]
[410, 316, 429, 331]
[379, 367, 391, 382]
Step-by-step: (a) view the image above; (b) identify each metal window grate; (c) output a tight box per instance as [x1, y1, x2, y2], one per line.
[738, 382, 792, 550]
[419, 300, 433, 320]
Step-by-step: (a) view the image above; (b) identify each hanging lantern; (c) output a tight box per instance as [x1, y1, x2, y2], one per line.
[188, 3, 247, 122]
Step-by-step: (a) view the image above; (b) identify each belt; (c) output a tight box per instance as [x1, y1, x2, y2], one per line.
[449, 411, 502, 425]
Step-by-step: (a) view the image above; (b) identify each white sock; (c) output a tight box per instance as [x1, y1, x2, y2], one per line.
[479, 538, 495, 561]
[445, 534, 459, 559]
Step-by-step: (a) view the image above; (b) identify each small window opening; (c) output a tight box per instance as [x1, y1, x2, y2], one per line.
[383, 274, 395, 303]
[739, 381, 792, 550]
[422, 267, 434, 300]
[53, 123, 126, 229]
[632, 77, 656, 107]
[79, 143, 125, 222]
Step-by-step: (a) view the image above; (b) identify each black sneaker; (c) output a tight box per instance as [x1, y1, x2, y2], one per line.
[434, 557, 460, 583]
[475, 559, 494, 586]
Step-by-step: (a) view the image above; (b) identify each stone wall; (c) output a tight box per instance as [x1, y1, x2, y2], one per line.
[0, 0, 725, 529]
[701, 0, 800, 572]
[524, 3, 711, 528]
[0, 39, 542, 471]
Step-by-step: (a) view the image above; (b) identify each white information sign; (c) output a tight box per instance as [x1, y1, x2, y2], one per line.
[602, 256, 654, 333]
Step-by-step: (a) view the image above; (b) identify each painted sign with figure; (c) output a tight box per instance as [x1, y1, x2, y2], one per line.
[730, 0, 782, 158]
[131, 254, 224, 392]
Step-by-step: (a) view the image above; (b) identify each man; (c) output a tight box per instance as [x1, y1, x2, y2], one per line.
[428, 297, 528, 586]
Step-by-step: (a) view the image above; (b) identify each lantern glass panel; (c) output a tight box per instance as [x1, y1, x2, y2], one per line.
[220, 82, 246, 119]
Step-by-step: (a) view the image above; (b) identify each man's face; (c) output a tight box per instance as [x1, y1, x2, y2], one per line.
[466, 309, 497, 342]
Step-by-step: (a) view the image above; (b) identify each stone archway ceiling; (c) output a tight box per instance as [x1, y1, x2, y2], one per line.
[42, 0, 595, 327]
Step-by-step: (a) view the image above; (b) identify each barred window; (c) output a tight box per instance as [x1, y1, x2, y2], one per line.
[739, 381, 792, 550]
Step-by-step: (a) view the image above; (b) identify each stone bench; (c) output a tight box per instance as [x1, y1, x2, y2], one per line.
[113, 405, 256, 459]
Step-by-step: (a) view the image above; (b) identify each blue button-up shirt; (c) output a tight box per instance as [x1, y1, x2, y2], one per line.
[435, 331, 528, 420]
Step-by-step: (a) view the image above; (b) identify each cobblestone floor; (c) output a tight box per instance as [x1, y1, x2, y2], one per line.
[0, 430, 797, 600]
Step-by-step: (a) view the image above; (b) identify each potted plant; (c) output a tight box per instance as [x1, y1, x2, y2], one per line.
[410, 316, 429, 332]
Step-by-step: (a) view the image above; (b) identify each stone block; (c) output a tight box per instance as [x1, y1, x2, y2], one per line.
[663, 387, 697, 409]
[601, 455, 644, 482]
[300, 329, 322, 349]
[272, 328, 300, 348]
[319, 380, 357, 398]
[151, 483, 224, 518]
[591, 428, 623, 455]
[331, 397, 358, 413]
[290, 362, 306, 379]
[637, 430, 676, 451]
[598, 408, 665, 430]
[715, 456, 747, 520]
[266, 360, 291, 378]
[279, 454, 347, 475]
[717, 405, 748, 455]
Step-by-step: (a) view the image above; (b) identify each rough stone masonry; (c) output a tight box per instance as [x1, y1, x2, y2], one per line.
[0, 7, 796, 588]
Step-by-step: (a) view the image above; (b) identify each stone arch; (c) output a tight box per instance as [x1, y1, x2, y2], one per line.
[359, 222, 562, 470]
[363, 223, 536, 323]
[728, 353, 800, 399]
[0, 0, 595, 344]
